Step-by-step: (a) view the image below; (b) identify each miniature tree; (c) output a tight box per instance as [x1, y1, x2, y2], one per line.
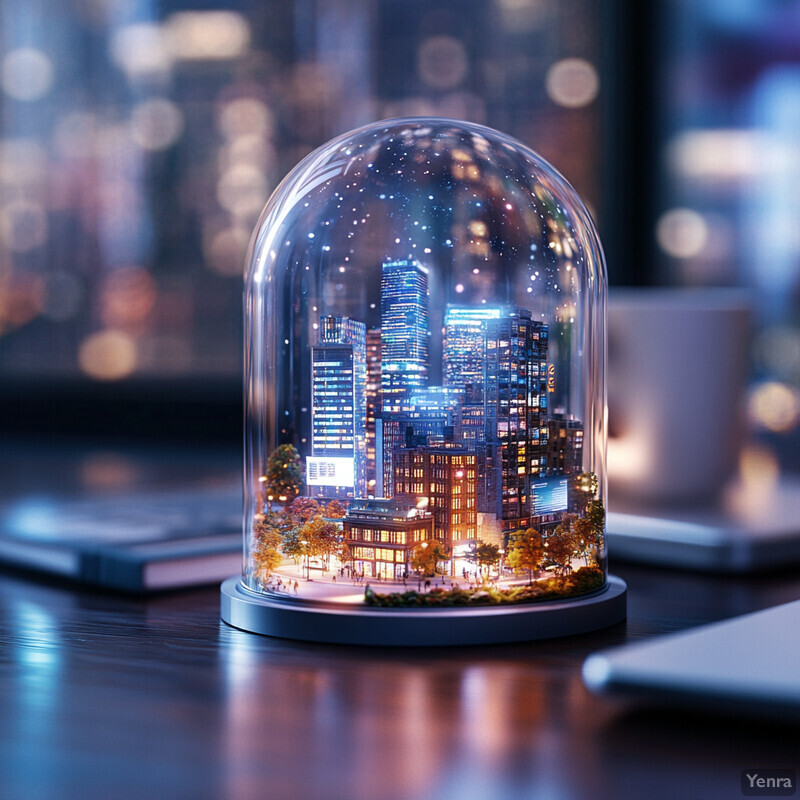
[299, 514, 339, 572]
[506, 527, 544, 585]
[411, 539, 449, 578]
[286, 496, 324, 524]
[325, 499, 347, 519]
[252, 513, 283, 551]
[337, 541, 353, 573]
[252, 544, 282, 582]
[585, 499, 605, 551]
[572, 516, 595, 565]
[265, 444, 303, 508]
[466, 540, 501, 582]
[545, 523, 582, 576]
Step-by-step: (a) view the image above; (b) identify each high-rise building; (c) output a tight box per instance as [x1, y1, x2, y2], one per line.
[380, 259, 430, 413]
[443, 305, 503, 403]
[546, 414, 584, 477]
[308, 316, 367, 499]
[483, 308, 549, 528]
[365, 327, 382, 494]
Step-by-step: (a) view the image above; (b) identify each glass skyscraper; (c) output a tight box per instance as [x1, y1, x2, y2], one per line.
[380, 259, 430, 413]
[309, 316, 367, 498]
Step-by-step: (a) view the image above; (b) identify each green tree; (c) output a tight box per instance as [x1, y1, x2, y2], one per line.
[410, 539, 449, 577]
[265, 444, 303, 508]
[466, 540, 501, 582]
[585, 499, 605, 551]
[506, 527, 544, 585]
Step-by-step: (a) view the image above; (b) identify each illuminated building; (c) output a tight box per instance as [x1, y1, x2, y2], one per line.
[393, 447, 477, 559]
[380, 259, 430, 413]
[443, 305, 503, 403]
[343, 498, 433, 580]
[365, 327, 382, 494]
[484, 308, 549, 529]
[309, 315, 367, 498]
[546, 415, 584, 477]
[378, 386, 461, 497]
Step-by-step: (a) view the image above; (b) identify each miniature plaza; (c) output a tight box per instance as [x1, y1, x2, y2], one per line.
[257, 554, 592, 605]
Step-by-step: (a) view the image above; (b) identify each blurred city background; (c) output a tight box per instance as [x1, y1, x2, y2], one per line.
[1, 0, 799, 461]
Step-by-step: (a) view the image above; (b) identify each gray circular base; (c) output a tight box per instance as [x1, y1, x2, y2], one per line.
[220, 575, 627, 646]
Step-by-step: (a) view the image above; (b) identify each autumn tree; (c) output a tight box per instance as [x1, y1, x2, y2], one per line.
[252, 544, 282, 581]
[325, 499, 347, 519]
[300, 515, 339, 572]
[506, 527, 544, 585]
[337, 541, 353, 573]
[466, 540, 501, 582]
[410, 540, 450, 577]
[252, 513, 283, 551]
[264, 444, 303, 508]
[286, 496, 324, 525]
[572, 516, 595, 565]
[545, 522, 581, 576]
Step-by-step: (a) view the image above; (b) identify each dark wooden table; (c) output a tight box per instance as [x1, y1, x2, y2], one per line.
[1, 442, 799, 800]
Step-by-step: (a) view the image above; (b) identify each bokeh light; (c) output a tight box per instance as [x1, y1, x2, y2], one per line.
[0, 201, 48, 253]
[417, 36, 468, 90]
[217, 164, 269, 219]
[78, 330, 138, 381]
[164, 11, 250, 61]
[110, 24, 171, 79]
[655, 207, 709, 259]
[218, 98, 273, 141]
[99, 267, 157, 328]
[545, 58, 599, 109]
[130, 99, 184, 151]
[1, 48, 54, 101]
[748, 381, 800, 433]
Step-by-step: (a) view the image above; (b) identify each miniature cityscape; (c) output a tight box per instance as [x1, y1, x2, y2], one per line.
[250, 257, 604, 606]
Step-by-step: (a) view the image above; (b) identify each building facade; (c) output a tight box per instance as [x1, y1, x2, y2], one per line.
[343, 498, 433, 580]
[309, 315, 367, 499]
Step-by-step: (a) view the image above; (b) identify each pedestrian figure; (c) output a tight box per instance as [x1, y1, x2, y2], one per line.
[424, 579, 431, 592]
[293, 580, 299, 594]
[332, 574, 336, 583]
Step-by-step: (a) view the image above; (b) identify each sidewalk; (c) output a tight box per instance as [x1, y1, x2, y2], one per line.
[263, 559, 538, 602]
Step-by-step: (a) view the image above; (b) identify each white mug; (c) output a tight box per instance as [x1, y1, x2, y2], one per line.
[607, 288, 752, 506]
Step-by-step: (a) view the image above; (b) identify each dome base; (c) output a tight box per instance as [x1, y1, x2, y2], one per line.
[219, 575, 627, 646]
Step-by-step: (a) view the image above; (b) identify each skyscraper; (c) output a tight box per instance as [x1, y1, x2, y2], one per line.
[443, 305, 503, 403]
[309, 316, 367, 499]
[380, 259, 430, 413]
[483, 308, 549, 528]
[365, 327, 382, 494]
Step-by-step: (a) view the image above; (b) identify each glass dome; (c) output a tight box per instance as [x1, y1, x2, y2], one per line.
[242, 117, 607, 616]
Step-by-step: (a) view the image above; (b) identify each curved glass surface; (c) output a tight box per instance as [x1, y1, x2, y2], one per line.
[244, 117, 606, 609]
